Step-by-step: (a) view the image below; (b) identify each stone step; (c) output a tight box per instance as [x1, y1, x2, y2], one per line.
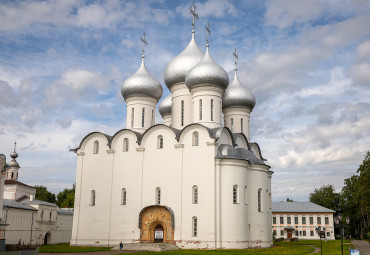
[112, 243, 180, 252]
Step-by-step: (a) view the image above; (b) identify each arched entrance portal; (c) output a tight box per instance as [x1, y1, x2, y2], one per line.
[44, 232, 51, 245]
[139, 205, 174, 243]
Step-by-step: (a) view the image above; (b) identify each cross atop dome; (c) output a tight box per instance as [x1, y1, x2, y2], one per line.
[140, 32, 148, 58]
[233, 48, 238, 71]
[189, 2, 198, 33]
[205, 21, 211, 47]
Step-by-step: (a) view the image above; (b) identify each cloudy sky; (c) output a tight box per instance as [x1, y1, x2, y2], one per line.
[1, 0, 369, 202]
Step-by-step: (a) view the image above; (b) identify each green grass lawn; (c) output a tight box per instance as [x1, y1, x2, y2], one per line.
[39, 243, 112, 253]
[40, 240, 355, 254]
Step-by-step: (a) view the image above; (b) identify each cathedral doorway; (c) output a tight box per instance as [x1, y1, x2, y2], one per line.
[139, 205, 174, 243]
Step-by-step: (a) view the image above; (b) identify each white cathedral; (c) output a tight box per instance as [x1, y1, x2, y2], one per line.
[70, 8, 273, 249]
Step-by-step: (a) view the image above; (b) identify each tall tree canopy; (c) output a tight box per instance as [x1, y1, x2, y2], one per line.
[56, 184, 75, 208]
[35, 185, 56, 204]
[309, 184, 340, 211]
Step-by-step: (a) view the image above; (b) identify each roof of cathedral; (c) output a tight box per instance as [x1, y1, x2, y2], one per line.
[121, 57, 163, 101]
[216, 144, 268, 166]
[272, 202, 335, 213]
[164, 32, 204, 89]
[3, 199, 37, 211]
[4, 180, 35, 188]
[223, 70, 256, 109]
[185, 45, 229, 90]
[158, 93, 172, 117]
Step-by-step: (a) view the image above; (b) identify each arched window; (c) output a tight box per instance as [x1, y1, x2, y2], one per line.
[192, 216, 198, 237]
[142, 107, 145, 127]
[211, 99, 214, 121]
[123, 138, 129, 152]
[241, 118, 244, 133]
[131, 108, 134, 128]
[244, 186, 248, 204]
[93, 141, 99, 154]
[192, 132, 199, 146]
[181, 100, 184, 126]
[121, 188, 127, 205]
[192, 185, 198, 204]
[233, 185, 239, 204]
[40, 210, 44, 219]
[157, 135, 163, 149]
[11, 172, 14, 179]
[231, 118, 234, 132]
[155, 187, 161, 205]
[258, 188, 262, 212]
[199, 99, 202, 120]
[91, 190, 96, 206]
[49, 211, 52, 220]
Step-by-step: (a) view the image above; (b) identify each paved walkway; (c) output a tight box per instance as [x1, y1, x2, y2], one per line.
[352, 240, 370, 255]
[304, 245, 321, 254]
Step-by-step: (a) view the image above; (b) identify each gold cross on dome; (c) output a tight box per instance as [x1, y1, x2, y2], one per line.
[189, 2, 199, 32]
[140, 32, 148, 56]
[205, 21, 211, 45]
[233, 48, 238, 70]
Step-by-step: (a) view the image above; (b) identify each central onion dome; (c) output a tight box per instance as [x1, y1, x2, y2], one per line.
[121, 57, 163, 101]
[223, 70, 256, 109]
[158, 93, 172, 117]
[164, 33, 204, 89]
[185, 46, 229, 90]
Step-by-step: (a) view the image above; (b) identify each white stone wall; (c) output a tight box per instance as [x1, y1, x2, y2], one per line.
[4, 184, 36, 200]
[125, 96, 157, 133]
[223, 107, 251, 140]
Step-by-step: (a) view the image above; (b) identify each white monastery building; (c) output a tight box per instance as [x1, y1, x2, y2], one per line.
[0, 146, 73, 246]
[272, 202, 335, 240]
[71, 6, 273, 249]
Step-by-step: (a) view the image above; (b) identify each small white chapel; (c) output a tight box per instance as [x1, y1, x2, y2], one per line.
[70, 4, 273, 249]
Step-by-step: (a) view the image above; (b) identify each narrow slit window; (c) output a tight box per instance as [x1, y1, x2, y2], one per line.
[181, 100, 184, 126]
[192, 132, 199, 146]
[123, 138, 129, 152]
[193, 185, 198, 204]
[231, 118, 234, 132]
[155, 187, 161, 205]
[121, 188, 127, 205]
[211, 99, 214, 121]
[93, 141, 99, 154]
[192, 216, 198, 237]
[199, 99, 202, 120]
[258, 189, 262, 212]
[131, 108, 134, 128]
[241, 118, 243, 133]
[157, 135, 163, 149]
[142, 108, 145, 127]
[244, 186, 248, 204]
[152, 110, 154, 125]
[91, 190, 96, 206]
[233, 185, 239, 204]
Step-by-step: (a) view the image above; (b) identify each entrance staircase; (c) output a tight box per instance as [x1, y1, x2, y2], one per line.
[112, 243, 180, 252]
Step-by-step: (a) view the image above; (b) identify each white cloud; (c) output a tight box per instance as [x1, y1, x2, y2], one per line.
[176, 0, 237, 19]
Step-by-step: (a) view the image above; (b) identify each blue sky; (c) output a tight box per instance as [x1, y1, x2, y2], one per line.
[0, 0, 369, 202]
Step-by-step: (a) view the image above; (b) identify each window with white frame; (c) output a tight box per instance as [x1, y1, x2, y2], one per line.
[302, 217, 306, 224]
[142, 107, 145, 127]
[273, 217, 276, 224]
[192, 185, 198, 204]
[192, 216, 198, 237]
[93, 141, 99, 154]
[287, 217, 291, 224]
[157, 135, 163, 149]
[91, 190, 96, 206]
[155, 187, 161, 205]
[325, 217, 329, 224]
[121, 188, 127, 205]
[233, 185, 239, 204]
[317, 217, 321, 224]
[295, 216, 298, 224]
[192, 132, 199, 146]
[310, 217, 313, 224]
[280, 230, 284, 236]
[123, 138, 129, 152]
[280, 217, 284, 224]
[199, 99, 202, 120]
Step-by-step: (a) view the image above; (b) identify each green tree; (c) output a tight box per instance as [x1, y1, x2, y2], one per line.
[35, 185, 56, 204]
[309, 184, 340, 211]
[56, 184, 75, 208]
[356, 151, 370, 235]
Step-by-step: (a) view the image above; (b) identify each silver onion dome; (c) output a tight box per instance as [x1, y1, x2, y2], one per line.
[164, 33, 204, 89]
[158, 93, 172, 117]
[223, 70, 256, 109]
[121, 58, 163, 101]
[185, 46, 229, 90]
